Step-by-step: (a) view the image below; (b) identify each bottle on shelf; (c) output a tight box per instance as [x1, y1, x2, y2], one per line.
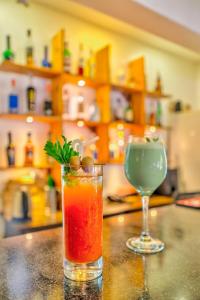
[63, 41, 71, 73]
[77, 94, 85, 119]
[89, 143, 98, 162]
[43, 83, 53, 116]
[26, 76, 36, 113]
[89, 102, 101, 122]
[124, 103, 134, 123]
[78, 43, 84, 76]
[8, 79, 19, 113]
[24, 132, 34, 166]
[42, 45, 51, 68]
[6, 132, 15, 167]
[149, 101, 156, 126]
[155, 73, 162, 94]
[3, 35, 14, 61]
[26, 29, 34, 66]
[156, 102, 162, 126]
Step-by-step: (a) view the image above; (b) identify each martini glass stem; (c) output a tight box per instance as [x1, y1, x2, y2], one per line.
[141, 196, 150, 240]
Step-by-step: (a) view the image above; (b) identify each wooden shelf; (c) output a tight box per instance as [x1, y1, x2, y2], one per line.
[0, 61, 61, 79]
[111, 83, 143, 94]
[0, 165, 53, 171]
[145, 124, 172, 131]
[62, 119, 109, 128]
[107, 160, 123, 165]
[62, 73, 101, 89]
[146, 91, 171, 99]
[0, 114, 61, 123]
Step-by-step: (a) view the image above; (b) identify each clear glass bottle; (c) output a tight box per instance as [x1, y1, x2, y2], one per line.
[42, 45, 51, 68]
[8, 79, 19, 113]
[78, 43, 84, 76]
[63, 42, 71, 73]
[24, 132, 34, 166]
[6, 132, 15, 167]
[26, 76, 36, 113]
[26, 29, 34, 65]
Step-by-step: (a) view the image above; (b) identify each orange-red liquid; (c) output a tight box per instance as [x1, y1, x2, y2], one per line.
[63, 180, 103, 263]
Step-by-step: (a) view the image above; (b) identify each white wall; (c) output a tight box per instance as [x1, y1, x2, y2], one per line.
[0, 0, 199, 107]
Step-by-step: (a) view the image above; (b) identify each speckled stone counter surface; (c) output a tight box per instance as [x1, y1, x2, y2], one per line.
[0, 205, 200, 300]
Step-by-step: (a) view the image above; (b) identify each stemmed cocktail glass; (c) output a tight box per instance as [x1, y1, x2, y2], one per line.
[124, 136, 167, 254]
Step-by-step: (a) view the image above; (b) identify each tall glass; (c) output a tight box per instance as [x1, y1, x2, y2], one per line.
[62, 164, 103, 281]
[124, 136, 167, 254]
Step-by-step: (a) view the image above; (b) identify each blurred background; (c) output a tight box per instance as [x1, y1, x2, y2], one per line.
[0, 0, 199, 238]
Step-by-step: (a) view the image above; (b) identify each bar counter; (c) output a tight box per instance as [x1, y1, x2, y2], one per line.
[0, 205, 199, 299]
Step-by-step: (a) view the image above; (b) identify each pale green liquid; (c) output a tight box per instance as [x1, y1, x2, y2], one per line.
[125, 142, 167, 196]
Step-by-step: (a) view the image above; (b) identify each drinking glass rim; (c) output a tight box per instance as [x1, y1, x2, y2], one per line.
[128, 135, 164, 145]
[61, 164, 103, 177]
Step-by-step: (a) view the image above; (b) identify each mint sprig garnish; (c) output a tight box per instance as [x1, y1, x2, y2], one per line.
[44, 135, 79, 165]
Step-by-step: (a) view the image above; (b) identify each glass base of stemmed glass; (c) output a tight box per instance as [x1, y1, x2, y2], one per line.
[126, 235, 165, 254]
[126, 195, 165, 254]
[64, 257, 103, 281]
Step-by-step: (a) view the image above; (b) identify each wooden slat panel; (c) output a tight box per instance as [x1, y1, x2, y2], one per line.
[96, 85, 111, 123]
[95, 45, 110, 84]
[127, 56, 145, 91]
[51, 29, 65, 72]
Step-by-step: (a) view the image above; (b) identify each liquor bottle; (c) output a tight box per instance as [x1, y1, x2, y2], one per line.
[149, 102, 156, 126]
[3, 35, 14, 61]
[88, 49, 95, 79]
[63, 42, 71, 73]
[124, 103, 134, 123]
[26, 76, 36, 113]
[26, 29, 34, 65]
[6, 132, 15, 167]
[78, 43, 84, 76]
[42, 45, 51, 68]
[8, 79, 19, 113]
[77, 94, 85, 119]
[89, 144, 98, 162]
[155, 73, 162, 94]
[24, 132, 34, 166]
[43, 83, 53, 116]
[156, 102, 162, 126]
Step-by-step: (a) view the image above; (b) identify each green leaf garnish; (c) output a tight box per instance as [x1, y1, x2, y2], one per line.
[44, 135, 79, 165]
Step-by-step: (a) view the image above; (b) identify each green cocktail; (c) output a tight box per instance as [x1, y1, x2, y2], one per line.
[125, 142, 167, 196]
[124, 137, 167, 254]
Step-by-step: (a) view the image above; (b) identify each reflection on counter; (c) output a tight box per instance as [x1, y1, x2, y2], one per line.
[64, 276, 102, 300]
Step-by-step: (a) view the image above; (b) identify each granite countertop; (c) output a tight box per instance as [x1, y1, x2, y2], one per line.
[0, 205, 199, 300]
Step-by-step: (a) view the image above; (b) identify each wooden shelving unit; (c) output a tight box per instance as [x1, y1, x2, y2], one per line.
[0, 114, 61, 123]
[0, 61, 61, 79]
[146, 91, 171, 99]
[111, 83, 142, 94]
[62, 73, 100, 89]
[0, 29, 172, 185]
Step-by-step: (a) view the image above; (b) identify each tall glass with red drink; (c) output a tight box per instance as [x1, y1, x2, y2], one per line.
[62, 164, 103, 281]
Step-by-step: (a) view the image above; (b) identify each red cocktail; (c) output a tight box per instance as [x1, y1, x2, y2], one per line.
[62, 165, 103, 281]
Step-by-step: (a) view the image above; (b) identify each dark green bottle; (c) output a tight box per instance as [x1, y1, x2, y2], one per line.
[3, 35, 14, 61]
